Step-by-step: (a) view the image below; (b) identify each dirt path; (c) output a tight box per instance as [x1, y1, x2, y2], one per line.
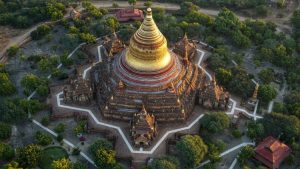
[0, 8, 72, 63]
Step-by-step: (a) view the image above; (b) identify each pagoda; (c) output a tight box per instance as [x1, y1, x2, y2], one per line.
[173, 33, 197, 60]
[199, 76, 230, 110]
[90, 8, 204, 123]
[103, 32, 125, 57]
[131, 105, 157, 147]
[63, 68, 93, 105]
[246, 84, 259, 111]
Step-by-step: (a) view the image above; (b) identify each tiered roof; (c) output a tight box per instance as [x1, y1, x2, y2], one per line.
[116, 8, 144, 22]
[255, 136, 291, 169]
[103, 32, 124, 56]
[173, 33, 196, 59]
[132, 105, 155, 134]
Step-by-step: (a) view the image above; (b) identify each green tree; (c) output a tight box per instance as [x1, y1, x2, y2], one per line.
[255, 5, 268, 17]
[3, 161, 22, 169]
[60, 33, 80, 50]
[176, 135, 208, 169]
[72, 161, 88, 169]
[52, 158, 71, 169]
[7, 45, 19, 57]
[128, 0, 137, 7]
[0, 99, 27, 123]
[258, 68, 275, 84]
[232, 30, 251, 48]
[284, 90, 300, 118]
[90, 139, 113, 156]
[94, 149, 117, 169]
[118, 25, 136, 42]
[246, 121, 264, 140]
[229, 67, 255, 99]
[201, 112, 230, 133]
[0, 143, 15, 161]
[216, 68, 232, 87]
[291, 10, 300, 38]
[105, 17, 119, 32]
[0, 73, 16, 96]
[16, 144, 42, 168]
[20, 74, 49, 95]
[35, 131, 52, 146]
[0, 122, 12, 141]
[258, 84, 277, 104]
[55, 123, 66, 133]
[19, 99, 44, 115]
[79, 33, 96, 44]
[207, 144, 221, 163]
[260, 113, 300, 143]
[215, 8, 244, 34]
[30, 24, 51, 40]
[179, 2, 199, 16]
[144, 1, 152, 8]
[237, 146, 254, 166]
[149, 156, 180, 169]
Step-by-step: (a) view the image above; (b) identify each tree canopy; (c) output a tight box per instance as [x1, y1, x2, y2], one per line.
[149, 156, 180, 169]
[259, 113, 300, 143]
[201, 112, 230, 133]
[16, 144, 42, 168]
[176, 135, 208, 169]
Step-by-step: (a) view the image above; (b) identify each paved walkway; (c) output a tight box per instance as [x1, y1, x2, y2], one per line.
[197, 142, 255, 168]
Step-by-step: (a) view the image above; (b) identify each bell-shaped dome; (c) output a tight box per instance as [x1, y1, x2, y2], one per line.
[125, 8, 171, 71]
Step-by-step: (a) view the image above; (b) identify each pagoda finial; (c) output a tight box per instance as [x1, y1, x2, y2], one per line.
[252, 84, 259, 100]
[212, 74, 217, 86]
[141, 104, 147, 114]
[118, 80, 125, 88]
[146, 8, 152, 17]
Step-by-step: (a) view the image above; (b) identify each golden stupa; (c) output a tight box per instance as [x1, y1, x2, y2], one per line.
[125, 8, 171, 71]
[90, 7, 204, 124]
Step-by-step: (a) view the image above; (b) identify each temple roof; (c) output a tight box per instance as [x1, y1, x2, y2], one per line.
[116, 8, 144, 22]
[255, 136, 291, 168]
[125, 8, 171, 72]
[132, 105, 155, 134]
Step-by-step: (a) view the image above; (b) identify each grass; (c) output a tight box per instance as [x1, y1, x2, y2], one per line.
[39, 146, 69, 169]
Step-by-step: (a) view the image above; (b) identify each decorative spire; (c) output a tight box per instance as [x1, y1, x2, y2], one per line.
[212, 74, 217, 86]
[125, 8, 171, 71]
[252, 84, 259, 100]
[118, 80, 125, 89]
[183, 33, 189, 44]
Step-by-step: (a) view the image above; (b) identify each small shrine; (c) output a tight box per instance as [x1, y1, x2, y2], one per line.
[246, 84, 259, 111]
[116, 8, 144, 22]
[103, 32, 125, 57]
[255, 136, 291, 169]
[131, 105, 157, 147]
[70, 9, 81, 19]
[173, 34, 197, 60]
[199, 76, 230, 110]
[63, 69, 93, 105]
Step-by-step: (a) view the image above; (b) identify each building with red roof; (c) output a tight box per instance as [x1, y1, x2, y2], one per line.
[255, 136, 291, 169]
[116, 8, 144, 22]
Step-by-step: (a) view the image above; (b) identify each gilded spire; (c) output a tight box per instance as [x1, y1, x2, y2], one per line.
[252, 84, 259, 100]
[125, 8, 171, 71]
